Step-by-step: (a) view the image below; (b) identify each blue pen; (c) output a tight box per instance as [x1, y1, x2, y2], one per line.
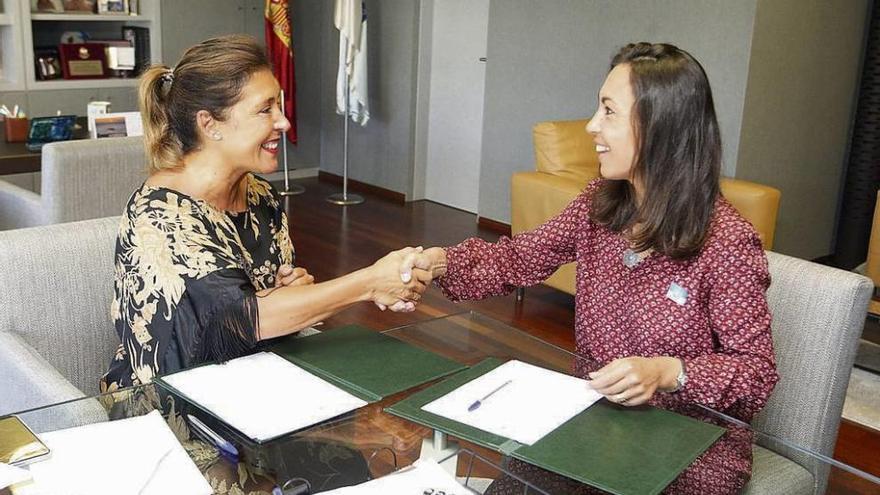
[468, 379, 512, 412]
[186, 414, 239, 461]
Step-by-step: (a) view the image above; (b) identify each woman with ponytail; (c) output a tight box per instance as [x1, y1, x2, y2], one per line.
[102, 35, 428, 390]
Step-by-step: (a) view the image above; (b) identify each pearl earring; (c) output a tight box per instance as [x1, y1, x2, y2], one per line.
[211, 131, 222, 141]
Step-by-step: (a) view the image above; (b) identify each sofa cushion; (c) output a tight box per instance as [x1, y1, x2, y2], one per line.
[532, 119, 600, 182]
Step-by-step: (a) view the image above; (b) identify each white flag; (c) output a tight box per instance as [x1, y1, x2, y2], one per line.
[335, 0, 369, 126]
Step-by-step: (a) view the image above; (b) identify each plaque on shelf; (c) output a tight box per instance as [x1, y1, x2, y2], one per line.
[58, 43, 108, 79]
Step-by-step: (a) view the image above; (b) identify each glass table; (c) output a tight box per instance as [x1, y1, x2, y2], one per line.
[2, 311, 878, 494]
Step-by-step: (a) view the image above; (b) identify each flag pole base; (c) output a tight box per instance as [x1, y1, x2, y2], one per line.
[326, 193, 364, 205]
[279, 184, 305, 196]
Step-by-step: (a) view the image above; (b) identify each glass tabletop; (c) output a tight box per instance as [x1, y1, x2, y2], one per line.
[2, 311, 878, 495]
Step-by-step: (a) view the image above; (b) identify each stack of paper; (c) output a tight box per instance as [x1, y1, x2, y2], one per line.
[0, 463, 31, 490]
[12, 410, 211, 495]
[422, 359, 602, 445]
[316, 459, 470, 494]
[159, 352, 368, 442]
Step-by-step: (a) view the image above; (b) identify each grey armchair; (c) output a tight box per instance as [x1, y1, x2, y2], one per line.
[743, 252, 872, 494]
[0, 216, 120, 431]
[0, 137, 145, 231]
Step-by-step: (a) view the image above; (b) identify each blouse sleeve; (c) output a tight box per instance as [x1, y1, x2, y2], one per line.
[172, 269, 260, 367]
[676, 232, 779, 420]
[437, 183, 595, 301]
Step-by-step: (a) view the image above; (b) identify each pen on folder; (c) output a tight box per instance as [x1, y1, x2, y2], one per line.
[468, 379, 513, 412]
[186, 414, 239, 461]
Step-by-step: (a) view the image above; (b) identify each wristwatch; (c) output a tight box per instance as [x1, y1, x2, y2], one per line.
[669, 358, 688, 393]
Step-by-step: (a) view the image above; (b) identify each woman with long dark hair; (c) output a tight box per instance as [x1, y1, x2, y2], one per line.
[413, 43, 778, 494]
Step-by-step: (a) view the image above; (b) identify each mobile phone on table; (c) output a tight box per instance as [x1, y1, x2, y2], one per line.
[0, 415, 50, 466]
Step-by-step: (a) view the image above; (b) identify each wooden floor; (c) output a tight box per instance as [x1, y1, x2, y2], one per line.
[282, 176, 880, 494]
[283, 177, 577, 350]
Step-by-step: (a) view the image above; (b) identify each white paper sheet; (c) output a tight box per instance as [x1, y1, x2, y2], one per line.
[13, 410, 211, 495]
[422, 360, 602, 445]
[0, 462, 31, 490]
[161, 352, 368, 442]
[316, 458, 470, 494]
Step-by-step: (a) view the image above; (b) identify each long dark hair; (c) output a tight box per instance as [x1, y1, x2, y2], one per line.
[589, 42, 722, 259]
[139, 35, 271, 172]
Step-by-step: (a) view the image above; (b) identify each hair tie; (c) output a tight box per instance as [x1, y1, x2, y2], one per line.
[160, 67, 174, 88]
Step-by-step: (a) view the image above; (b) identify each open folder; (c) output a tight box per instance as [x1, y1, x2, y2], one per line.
[385, 358, 725, 495]
[156, 325, 466, 443]
[269, 325, 466, 401]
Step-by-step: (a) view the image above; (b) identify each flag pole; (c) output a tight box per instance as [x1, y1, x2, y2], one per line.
[278, 89, 304, 197]
[327, 43, 364, 205]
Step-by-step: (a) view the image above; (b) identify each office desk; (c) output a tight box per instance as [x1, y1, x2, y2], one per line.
[0, 118, 88, 176]
[2, 312, 877, 494]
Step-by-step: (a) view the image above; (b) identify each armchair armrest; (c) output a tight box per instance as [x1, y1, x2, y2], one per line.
[0, 180, 44, 230]
[0, 332, 107, 432]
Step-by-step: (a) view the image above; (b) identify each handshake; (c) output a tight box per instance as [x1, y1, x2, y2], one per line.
[272, 246, 447, 313]
[368, 246, 448, 312]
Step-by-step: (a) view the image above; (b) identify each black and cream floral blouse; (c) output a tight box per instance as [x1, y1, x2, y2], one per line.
[101, 174, 294, 391]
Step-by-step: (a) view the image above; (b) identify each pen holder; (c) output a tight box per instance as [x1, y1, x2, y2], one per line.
[4, 117, 29, 143]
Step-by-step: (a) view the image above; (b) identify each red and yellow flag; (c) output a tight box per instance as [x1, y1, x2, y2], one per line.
[265, 0, 297, 144]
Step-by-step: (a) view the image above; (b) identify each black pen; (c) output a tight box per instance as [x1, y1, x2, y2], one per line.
[468, 380, 512, 412]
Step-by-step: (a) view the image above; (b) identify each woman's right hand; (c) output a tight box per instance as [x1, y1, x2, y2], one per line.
[368, 247, 432, 312]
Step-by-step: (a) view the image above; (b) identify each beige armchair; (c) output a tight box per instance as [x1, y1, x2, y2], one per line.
[0, 137, 145, 231]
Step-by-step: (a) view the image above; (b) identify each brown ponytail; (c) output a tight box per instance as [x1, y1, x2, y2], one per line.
[138, 65, 181, 172]
[137, 35, 271, 173]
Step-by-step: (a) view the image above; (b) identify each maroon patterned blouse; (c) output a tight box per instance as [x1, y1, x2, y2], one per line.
[438, 180, 779, 494]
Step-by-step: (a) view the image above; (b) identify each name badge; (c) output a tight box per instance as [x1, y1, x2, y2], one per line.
[666, 282, 689, 306]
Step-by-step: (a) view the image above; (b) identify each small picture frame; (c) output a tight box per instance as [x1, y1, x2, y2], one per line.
[94, 115, 127, 138]
[96, 0, 128, 15]
[90, 112, 143, 139]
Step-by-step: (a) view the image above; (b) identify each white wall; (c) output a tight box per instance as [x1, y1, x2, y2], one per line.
[477, 0, 758, 224]
[422, 0, 489, 213]
[736, 0, 870, 258]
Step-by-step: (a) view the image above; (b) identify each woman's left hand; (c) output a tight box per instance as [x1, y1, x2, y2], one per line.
[588, 356, 681, 406]
[275, 265, 315, 288]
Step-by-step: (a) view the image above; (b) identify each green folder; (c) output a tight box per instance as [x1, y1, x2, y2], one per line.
[385, 358, 725, 495]
[270, 325, 467, 402]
